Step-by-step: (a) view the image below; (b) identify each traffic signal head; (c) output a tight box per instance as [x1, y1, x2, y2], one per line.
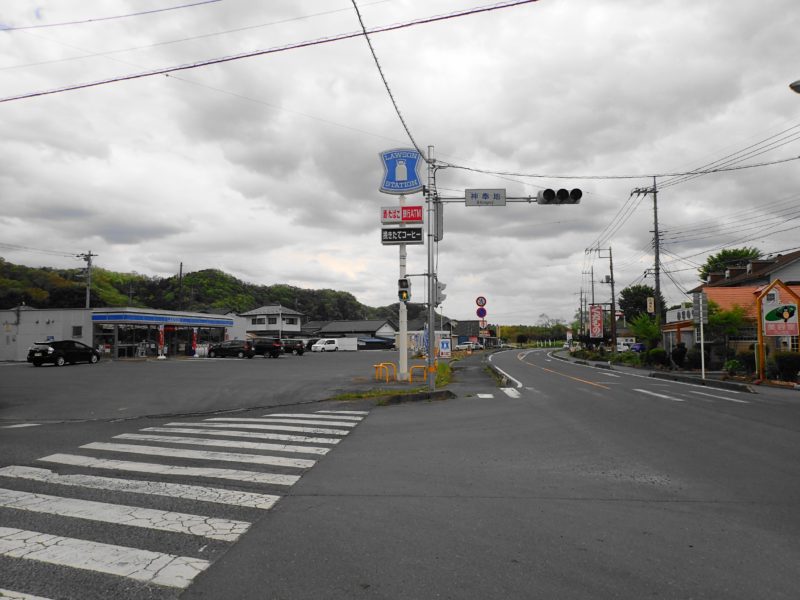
[536, 188, 582, 204]
[398, 278, 411, 302]
[434, 281, 447, 306]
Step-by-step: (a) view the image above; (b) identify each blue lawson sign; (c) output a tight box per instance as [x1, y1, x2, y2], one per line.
[379, 148, 424, 195]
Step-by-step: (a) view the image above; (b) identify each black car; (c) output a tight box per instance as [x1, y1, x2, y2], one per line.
[252, 338, 283, 358]
[207, 340, 255, 359]
[27, 340, 100, 367]
[280, 339, 306, 355]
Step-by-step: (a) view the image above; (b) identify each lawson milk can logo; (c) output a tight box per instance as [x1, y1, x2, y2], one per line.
[379, 148, 423, 194]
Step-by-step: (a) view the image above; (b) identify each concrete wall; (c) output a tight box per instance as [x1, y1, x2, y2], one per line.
[1, 308, 92, 361]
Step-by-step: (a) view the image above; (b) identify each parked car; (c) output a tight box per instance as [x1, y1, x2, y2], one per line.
[305, 338, 320, 351]
[311, 338, 340, 352]
[281, 339, 305, 355]
[630, 342, 646, 353]
[207, 340, 255, 358]
[27, 340, 100, 367]
[251, 338, 283, 358]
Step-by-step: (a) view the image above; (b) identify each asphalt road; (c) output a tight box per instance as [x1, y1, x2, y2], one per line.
[1, 349, 799, 599]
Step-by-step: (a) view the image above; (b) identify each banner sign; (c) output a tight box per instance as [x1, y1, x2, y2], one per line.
[589, 305, 603, 338]
[381, 205, 423, 224]
[381, 227, 424, 245]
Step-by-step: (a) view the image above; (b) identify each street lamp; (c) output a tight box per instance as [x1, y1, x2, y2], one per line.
[790, 80, 800, 94]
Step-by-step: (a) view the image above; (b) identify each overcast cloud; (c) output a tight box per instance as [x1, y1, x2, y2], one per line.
[1, 0, 799, 325]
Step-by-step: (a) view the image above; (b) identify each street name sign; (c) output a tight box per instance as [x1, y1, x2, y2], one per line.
[466, 189, 506, 206]
[381, 205, 424, 224]
[381, 227, 424, 245]
[379, 148, 424, 195]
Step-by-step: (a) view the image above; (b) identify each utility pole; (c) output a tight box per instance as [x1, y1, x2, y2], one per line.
[632, 178, 662, 323]
[178, 262, 184, 310]
[77, 251, 97, 309]
[609, 247, 617, 349]
[426, 145, 436, 393]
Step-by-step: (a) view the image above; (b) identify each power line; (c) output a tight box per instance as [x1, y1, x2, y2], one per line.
[350, 0, 423, 156]
[0, 0, 222, 31]
[0, 242, 79, 258]
[0, 0, 540, 104]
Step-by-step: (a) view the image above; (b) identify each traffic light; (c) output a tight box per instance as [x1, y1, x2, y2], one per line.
[434, 281, 447, 306]
[398, 278, 411, 302]
[536, 188, 582, 204]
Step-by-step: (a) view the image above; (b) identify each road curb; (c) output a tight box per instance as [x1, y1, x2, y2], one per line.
[649, 372, 756, 393]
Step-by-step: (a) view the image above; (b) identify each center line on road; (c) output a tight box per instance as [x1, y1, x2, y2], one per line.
[634, 388, 685, 402]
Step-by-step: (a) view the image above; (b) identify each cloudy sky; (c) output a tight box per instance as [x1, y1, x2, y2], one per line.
[1, 0, 799, 325]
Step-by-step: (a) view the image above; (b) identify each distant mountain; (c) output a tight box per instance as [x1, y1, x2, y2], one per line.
[0, 257, 431, 322]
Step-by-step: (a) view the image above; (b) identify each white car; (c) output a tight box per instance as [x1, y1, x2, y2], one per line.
[311, 338, 339, 352]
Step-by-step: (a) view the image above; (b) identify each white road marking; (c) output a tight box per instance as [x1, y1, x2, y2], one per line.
[0, 488, 250, 541]
[207, 417, 357, 428]
[316, 410, 369, 415]
[501, 388, 521, 398]
[143, 426, 341, 445]
[0, 465, 279, 510]
[164, 421, 350, 436]
[604, 373, 621, 378]
[0, 527, 209, 589]
[80, 442, 316, 469]
[690, 390, 749, 404]
[114, 433, 329, 455]
[634, 389, 685, 402]
[487, 355, 523, 388]
[0, 588, 53, 600]
[476, 394, 494, 398]
[1, 424, 42, 429]
[269, 413, 363, 422]
[38, 454, 300, 486]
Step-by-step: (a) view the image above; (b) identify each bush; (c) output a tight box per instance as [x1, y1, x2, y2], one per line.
[736, 351, 756, 374]
[773, 351, 800, 382]
[723, 359, 743, 375]
[671, 343, 687, 368]
[647, 348, 668, 366]
[686, 347, 709, 370]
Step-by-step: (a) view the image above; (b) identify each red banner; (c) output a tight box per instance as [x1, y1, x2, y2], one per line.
[589, 305, 604, 338]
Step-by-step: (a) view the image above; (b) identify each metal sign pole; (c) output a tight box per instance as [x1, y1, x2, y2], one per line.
[426, 145, 436, 393]
[398, 195, 408, 380]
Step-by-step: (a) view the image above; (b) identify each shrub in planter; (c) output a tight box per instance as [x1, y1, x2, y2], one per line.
[723, 359, 743, 375]
[773, 351, 800, 382]
[766, 359, 780, 380]
[647, 348, 668, 366]
[671, 343, 687, 368]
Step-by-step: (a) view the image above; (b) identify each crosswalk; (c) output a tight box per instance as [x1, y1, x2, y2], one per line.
[0, 409, 369, 599]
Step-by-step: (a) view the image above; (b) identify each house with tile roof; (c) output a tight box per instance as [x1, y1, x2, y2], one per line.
[239, 304, 305, 337]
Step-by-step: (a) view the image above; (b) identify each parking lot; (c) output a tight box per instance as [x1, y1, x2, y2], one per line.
[0, 350, 400, 423]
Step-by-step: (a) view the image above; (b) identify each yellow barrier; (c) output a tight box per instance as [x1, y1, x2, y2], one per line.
[373, 362, 397, 383]
[409, 364, 427, 383]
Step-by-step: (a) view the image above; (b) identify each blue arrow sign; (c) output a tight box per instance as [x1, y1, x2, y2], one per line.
[379, 148, 424, 195]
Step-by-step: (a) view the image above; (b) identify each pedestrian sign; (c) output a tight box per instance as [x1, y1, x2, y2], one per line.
[379, 148, 424, 195]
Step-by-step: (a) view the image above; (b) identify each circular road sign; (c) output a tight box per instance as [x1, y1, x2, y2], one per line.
[476, 296, 487, 307]
[476, 307, 487, 319]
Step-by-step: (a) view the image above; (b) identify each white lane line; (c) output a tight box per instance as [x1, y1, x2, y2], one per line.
[604, 373, 621, 378]
[114, 433, 329, 455]
[477, 394, 494, 399]
[0, 588, 53, 600]
[81, 443, 316, 469]
[1, 424, 42, 429]
[0, 488, 250, 542]
[690, 390, 750, 404]
[634, 389, 685, 402]
[38, 454, 300, 486]
[0, 466, 279, 510]
[270, 413, 363, 422]
[164, 422, 350, 436]
[487, 354, 523, 388]
[316, 410, 369, 415]
[501, 388, 521, 398]
[207, 417, 357, 428]
[0, 527, 209, 589]
[143, 426, 341, 445]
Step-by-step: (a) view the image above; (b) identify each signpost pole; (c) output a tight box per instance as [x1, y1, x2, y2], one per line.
[398, 195, 408, 381]
[699, 293, 706, 380]
[426, 145, 436, 393]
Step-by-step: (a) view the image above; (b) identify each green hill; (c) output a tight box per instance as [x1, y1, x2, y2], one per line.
[0, 257, 429, 322]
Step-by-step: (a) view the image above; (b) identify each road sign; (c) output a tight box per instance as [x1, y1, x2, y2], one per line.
[692, 292, 708, 325]
[476, 296, 487, 307]
[479, 329, 489, 337]
[381, 205, 423, 224]
[379, 148, 423, 195]
[381, 227, 424, 245]
[479, 319, 487, 328]
[466, 189, 506, 206]
[476, 307, 487, 319]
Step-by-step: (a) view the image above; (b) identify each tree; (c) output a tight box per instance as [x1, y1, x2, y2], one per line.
[618, 284, 666, 322]
[698, 247, 761, 281]
[629, 313, 661, 349]
[706, 301, 748, 359]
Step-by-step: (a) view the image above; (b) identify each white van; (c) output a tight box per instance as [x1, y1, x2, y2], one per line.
[311, 338, 339, 352]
